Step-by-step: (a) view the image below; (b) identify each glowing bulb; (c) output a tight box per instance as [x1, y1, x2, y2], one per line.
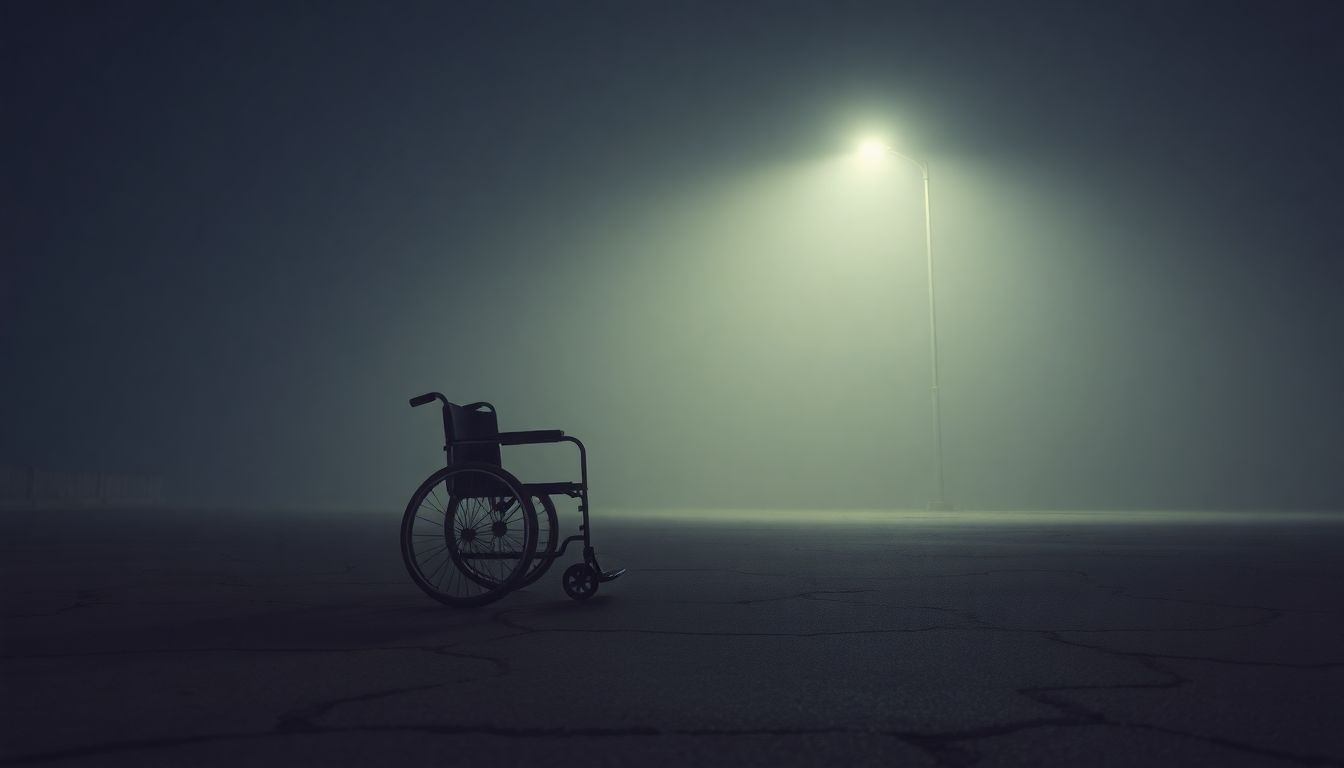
[857, 138, 889, 163]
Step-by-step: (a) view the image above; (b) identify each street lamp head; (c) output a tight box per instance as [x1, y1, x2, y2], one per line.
[856, 137, 889, 164]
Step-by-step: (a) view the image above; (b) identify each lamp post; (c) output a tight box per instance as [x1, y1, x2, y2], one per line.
[857, 139, 952, 511]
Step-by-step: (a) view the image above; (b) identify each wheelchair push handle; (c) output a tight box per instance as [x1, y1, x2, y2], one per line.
[409, 392, 447, 408]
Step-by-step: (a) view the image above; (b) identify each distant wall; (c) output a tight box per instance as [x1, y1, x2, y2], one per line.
[0, 466, 163, 507]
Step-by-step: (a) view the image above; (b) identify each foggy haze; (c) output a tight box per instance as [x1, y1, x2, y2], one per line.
[4, 1, 1341, 511]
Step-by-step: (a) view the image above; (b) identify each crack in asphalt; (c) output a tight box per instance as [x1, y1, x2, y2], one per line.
[1011, 641, 1344, 767]
[1045, 632, 1344, 670]
[6, 715, 1341, 767]
[272, 648, 512, 732]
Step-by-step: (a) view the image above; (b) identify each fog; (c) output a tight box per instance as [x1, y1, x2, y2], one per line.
[4, 2, 1341, 511]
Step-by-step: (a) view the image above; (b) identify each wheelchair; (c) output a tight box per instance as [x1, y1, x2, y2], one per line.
[401, 392, 625, 607]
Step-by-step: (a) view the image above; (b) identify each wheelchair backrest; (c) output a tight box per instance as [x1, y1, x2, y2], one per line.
[446, 402, 503, 468]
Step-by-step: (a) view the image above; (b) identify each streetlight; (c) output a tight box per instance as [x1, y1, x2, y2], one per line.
[856, 137, 952, 511]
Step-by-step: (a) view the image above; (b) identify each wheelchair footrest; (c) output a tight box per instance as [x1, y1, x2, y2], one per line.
[598, 568, 626, 583]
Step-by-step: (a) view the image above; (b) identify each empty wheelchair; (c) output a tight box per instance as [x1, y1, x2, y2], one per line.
[401, 392, 625, 607]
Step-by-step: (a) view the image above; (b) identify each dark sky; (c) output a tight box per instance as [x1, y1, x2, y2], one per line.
[4, 1, 1342, 511]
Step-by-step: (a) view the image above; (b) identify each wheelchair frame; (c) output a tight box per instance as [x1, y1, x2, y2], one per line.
[403, 391, 623, 605]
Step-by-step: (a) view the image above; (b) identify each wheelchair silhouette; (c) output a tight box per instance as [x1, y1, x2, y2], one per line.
[401, 393, 625, 606]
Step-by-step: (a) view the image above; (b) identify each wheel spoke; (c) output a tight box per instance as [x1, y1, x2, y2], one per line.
[426, 487, 446, 516]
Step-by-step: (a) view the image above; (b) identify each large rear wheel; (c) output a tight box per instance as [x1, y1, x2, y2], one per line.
[401, 464, 537, 608]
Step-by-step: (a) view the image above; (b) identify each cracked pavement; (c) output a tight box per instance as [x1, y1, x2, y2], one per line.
[2, 508, 1342, 766]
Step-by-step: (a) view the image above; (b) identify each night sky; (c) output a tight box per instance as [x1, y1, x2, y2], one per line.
[4, 1, 1342, 511]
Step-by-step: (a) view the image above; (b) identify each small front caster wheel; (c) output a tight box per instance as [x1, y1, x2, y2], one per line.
[562, 563, 599, 601]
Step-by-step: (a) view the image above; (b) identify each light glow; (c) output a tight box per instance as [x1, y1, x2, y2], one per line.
[856, 137, 889, 164]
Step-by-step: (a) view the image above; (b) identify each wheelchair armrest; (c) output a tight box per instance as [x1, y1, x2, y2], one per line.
[496, 430, 565, 445]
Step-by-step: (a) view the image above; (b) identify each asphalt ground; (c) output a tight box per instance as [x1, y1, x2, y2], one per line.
[3, 506, 1342, 767]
